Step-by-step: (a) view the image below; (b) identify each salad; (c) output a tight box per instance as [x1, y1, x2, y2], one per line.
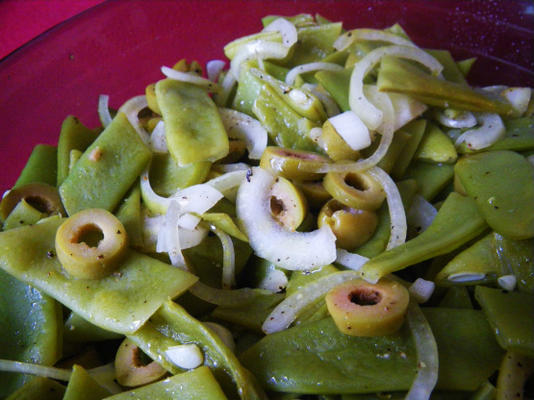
[1, 11, 533, 400]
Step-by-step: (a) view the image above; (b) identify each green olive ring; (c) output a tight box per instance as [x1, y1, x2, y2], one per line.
[55, 208, 128, 280]
[259, 146, 331, 182]
[0, 182, 65, 220]
[323, 170, 386, 210]
[269, 176, 308, 231]
[115, 338, 167, 387]
[318, 199, 378, 250]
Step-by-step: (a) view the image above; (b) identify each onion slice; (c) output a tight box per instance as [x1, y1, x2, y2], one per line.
[435, 109, 477, 129]
[455, 112, 505, 150]
[334, 28, 415, 51]
[207, 59, 226, 82]
[219, 108, 268, 159]
[368, 166, 407, 251]
[98, 94, 113, 128]
[161, 66, 221, 92]
[262, 270, 361, 334]
[209, 223, 236, 289]
[335, 248, 369, 271]
[263, 17, 298, 48]
[349, 45, 442, 130]
[327, 110, 371, 151]
[236, 167, 336, 271]
[140, 167, 171, 215]
[230, 40, 289, 79]
[150, 120, 168, 153]
[117, 95, 151, 144]
[405, 301, 439, 400]
[285, 62, 344, 86]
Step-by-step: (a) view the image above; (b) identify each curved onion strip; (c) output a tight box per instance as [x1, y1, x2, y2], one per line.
[258, 267, 288, 293]
[0, 359, 72, 382]
[207, 59, 226, 82]
[171, 184, 224, 215]
[301, 83, 340, 117]
[178, 225, 208, 250]
[161, 66, 221, 92]
[98, 94, 113, 128]
[140, 167, 171, 215]
[285, 62, 344, 86]
[209, 223, 236, 289]
[117, 95, 151, 144]
[150, 120, 168, 153]
[263, 17, 298, 47]
[368, 166, 407, 250]
[219, 108, 268, 159]
[334, 28, 415, 51]
[206, 169, 248, 202]
[262, 270, 361, 334]
[349, 45, 442, 130]
[455, 112, 505, 150]
[335, 248, 369, 271]
[317, 87, 395, 173]
[407, 194, 437, 235]
[142, 214, 164, 252]
[156, 200, 186, 268]
[436, 109, 477, 129]
[236, 167, 336, 271]
[230, 40, 289, 79]
[189, 281, 272, 307]
[405, 301, 439, 400]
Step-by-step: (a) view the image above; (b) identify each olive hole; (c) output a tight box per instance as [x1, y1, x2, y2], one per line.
[132, 346, 154, 367]
[73, 224, 104, 248]
[345, 173, 369, 192]
[349, 288, 382, 306]
[25, 196, 52, 214]
[270, 196, 285, 217]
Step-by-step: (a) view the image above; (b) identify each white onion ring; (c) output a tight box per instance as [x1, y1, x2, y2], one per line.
[117, 95, 151, 144]
[334, 28, 416, 51]
[150, 120, 168, 153]
[98, 94, 113, 128]
[285, 62, 344, 86]
[405, 302, 439, 400]
[455, 112, 505, 150]
[161, 66, 221, 92]
[219, 108, 268, 159]
[209, 223, 236, 289]
[263, 17, 298, 47]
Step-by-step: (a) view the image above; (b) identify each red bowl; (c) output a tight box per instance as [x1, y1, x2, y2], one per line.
[1, 0, 533, 192]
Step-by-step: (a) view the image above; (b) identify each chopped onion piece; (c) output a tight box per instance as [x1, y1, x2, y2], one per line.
[165, 344, 204, 370]
[405, 301, 439, 400]
[328, 110, 371, 151]
[448, 272, 486, 283]
[262, 270, 361, 334]
[0, 359, 71, 381]
[171, 184, 224, 215]
[117, 95, 151, 144]
[257, 266, 288, 293]
[209, 224, 236, 289]
[349, 45, 442, 130]
[237, 167, 336, 271]
[207, 59, 226, 82]
[498, 274, 517, 291]
[140, 167, 171, 215]
[407, 194, 437, 236]
[334, 28, 415, 51]
[189, 281, 271, 307]
[285, 62, 344, 86]
[219, 108, 268, 159]
[204, 322, 236, 351]
[98, 94, 113, 127]
[368, 166, 407, 251]
[161, 66, 220, 92]
[150, 120, 168, 153]
[263, 17, 298, 47]
[501, 87, 531, 116]
[206, 170, 248, 202]
[436, 109, 477, 129]
[335, 248, 369, 271]
[455, 112, 505, 150]
[409, 278, 435, 304]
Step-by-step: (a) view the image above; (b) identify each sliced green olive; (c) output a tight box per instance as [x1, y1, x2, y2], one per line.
[259, 146, 330, 181]
[269, 177, 307, 231]
[115, 338, 167, 387]
[320, 120, 361, 161]
[55, 208, 128, 280]
[0, 182, 64, 220]
[323, 170, 386, 210]
[318, 199, 378, 250]
[295, 180, 331, 210]
[325, 278, 409, 336]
